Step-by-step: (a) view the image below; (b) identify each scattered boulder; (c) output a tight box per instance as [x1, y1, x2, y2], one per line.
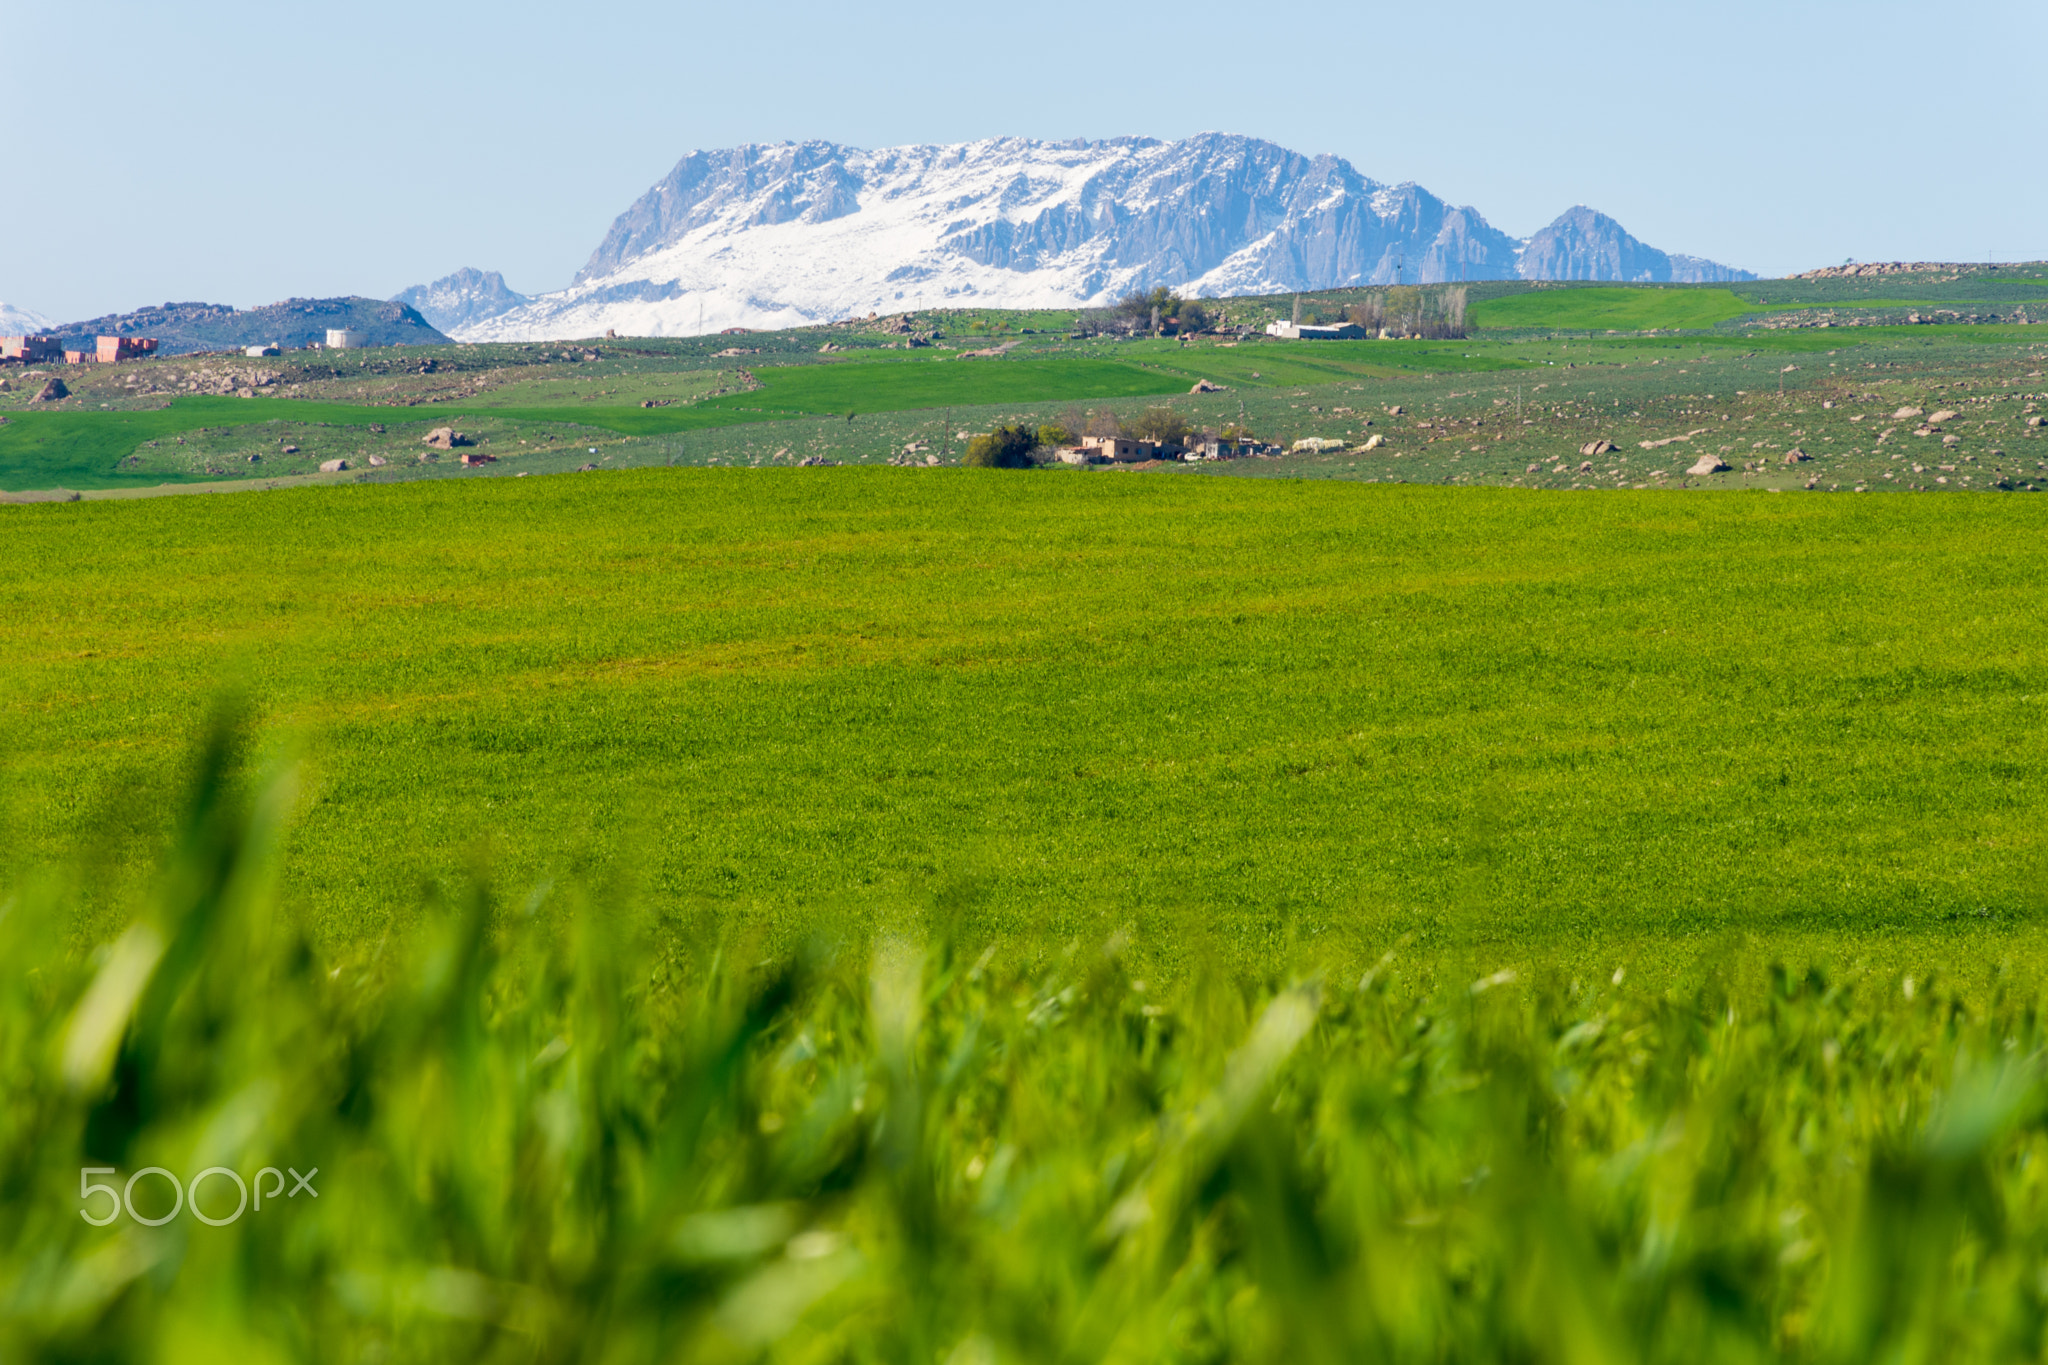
[1189, 379, 1223, 393]
[367, 454, 387, 467]
[459, 451, 496, 466]
[1783, 449, 1811, 463]
[1578, 460, 1594, 472]
[1360, 434, 1385, 451]
[281, 445, 299, 454]
[368, 424, 386, 434]
[1687, 454, 1730, 476]
[1929, 409, 1958, 424]
[1579, 439, 1618, 457]
[1942, 434, 1962, 446]
[33, 378, 68, 403]
[1387, 405, 1404, 416]
[1893, 406, 1924, 420]
[422, 427, 470, 450]
[318, 458, 349, 473]
[2026, 415, 2044, 428]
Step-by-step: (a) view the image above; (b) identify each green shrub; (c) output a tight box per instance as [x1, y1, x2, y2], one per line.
[1035, 422, 1073, 449]
[962, 424, 1036, 468]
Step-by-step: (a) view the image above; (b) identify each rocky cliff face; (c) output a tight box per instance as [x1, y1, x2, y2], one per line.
[391, 269, 532, 335]
[441, 134, 1752, 340]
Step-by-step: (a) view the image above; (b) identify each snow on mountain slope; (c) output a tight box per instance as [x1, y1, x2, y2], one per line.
[448, 134, 1751, 341]
[390, 268, 531, 335]
[0, 301, 55, 335]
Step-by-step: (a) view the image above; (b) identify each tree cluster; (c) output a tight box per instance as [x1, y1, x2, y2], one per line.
[963, 424, 1039, 468]
[1075, 288, 1216, 337]
[1343, 285, 1469, 340]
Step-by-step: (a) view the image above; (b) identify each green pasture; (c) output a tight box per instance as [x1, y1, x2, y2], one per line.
[1471, 286, 1772, 332]
[6, 472, 2046, 964]
[696, 354, 1188, 416]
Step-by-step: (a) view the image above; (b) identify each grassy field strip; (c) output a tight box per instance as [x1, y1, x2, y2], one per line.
[4, 473, 2046, 969]
[694, 355, 1189, 415]
[1472, 287, 1783, 331]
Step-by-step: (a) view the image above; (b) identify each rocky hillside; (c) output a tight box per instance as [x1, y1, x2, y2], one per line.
[390, 269, 531, 335]
[435, 133, 1753, 340]
[49, 297, 450, 356]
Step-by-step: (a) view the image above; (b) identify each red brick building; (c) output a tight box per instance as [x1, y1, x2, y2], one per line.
[1, 335, 62, 363]
[96, 336, 159, 363]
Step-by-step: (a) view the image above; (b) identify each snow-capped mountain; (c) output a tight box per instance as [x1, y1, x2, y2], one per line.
[431, 134, 1752, 341]
[0, 301, 55, 335]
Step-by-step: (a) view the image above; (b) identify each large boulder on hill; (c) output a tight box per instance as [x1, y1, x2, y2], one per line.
[33, 378, 68, 402]
[422, 427, 470, 450]
[1687, 454, 1730, 476]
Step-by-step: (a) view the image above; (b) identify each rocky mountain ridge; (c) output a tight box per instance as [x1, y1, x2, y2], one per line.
[419, 133, 1753, 341]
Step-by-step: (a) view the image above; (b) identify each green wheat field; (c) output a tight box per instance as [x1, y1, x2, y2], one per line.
[7, 274, 2048, 1362]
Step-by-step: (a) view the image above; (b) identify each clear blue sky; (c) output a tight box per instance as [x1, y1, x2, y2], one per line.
[6, 0, 2042, 320]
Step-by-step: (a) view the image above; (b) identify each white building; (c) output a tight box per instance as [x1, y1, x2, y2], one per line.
[326, 328, 365, 349]
[1264, 321, 1368, 340]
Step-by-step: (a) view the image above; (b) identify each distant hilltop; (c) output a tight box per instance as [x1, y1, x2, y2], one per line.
[45, 297, 449, 356]
[1794, 261, 2048, 280]
[392, 133, 1755, 341]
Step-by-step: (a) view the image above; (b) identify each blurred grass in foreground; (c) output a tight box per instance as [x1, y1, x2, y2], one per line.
[7, 715, 2048, 1364]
